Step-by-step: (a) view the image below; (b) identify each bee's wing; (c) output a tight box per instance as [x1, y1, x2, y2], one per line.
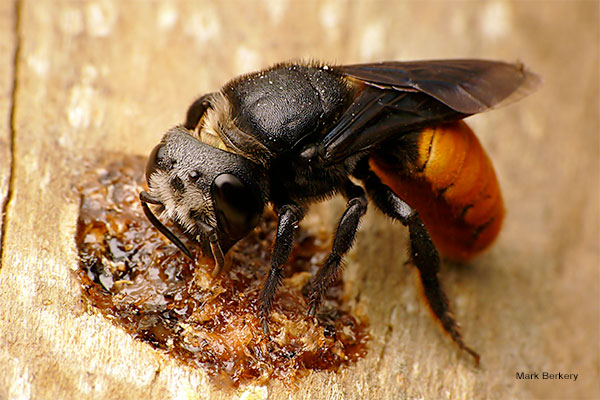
[339, 59, 540, 114]
[322, 59, 540, 164]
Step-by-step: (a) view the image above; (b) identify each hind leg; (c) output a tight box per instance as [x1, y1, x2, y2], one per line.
[358, 168, 480, 365]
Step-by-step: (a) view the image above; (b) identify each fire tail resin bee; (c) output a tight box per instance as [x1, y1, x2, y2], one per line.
[140, 59, 540, 363]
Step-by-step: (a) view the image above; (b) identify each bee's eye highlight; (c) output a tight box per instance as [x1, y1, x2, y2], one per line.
[211, 174, 263, 240]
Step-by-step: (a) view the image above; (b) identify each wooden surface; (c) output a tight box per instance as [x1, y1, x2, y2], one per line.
[0, 1, 598, 399]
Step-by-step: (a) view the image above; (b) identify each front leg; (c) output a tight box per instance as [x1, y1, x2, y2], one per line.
[308, 180, 368, 316]
[259, 204, 305, 335]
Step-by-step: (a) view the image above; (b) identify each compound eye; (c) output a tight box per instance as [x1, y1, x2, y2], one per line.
[145, 144, 168, 181]
[211, 174, 263, 240]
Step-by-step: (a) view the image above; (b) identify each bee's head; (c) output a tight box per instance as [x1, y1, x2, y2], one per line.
[140, 126, 267, 274]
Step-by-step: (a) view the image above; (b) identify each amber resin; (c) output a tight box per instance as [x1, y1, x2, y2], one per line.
[75, 155, 369, 387]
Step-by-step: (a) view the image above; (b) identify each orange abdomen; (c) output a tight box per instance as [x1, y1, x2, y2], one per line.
[370, 121, 504, 261]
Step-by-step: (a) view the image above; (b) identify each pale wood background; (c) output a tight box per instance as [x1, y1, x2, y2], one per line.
[0, 1, 598, 399]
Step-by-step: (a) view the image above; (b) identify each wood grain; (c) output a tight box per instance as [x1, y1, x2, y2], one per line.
[0, 0, 15, 255]
[0, 1, 598, 399]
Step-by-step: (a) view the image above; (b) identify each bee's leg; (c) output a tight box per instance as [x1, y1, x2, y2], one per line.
[307, 180, 367, 317]
[183, 92, 216, 130]
[359, 169, 480, 365]
[259, 204, 305, 335]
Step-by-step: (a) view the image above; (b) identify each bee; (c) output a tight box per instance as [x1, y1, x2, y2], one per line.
[140, 59, 540, 363]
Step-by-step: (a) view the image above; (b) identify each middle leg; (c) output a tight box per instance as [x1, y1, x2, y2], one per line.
[307, 180, 368, 316]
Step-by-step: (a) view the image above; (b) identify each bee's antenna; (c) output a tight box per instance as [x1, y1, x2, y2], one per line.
[140, 191, 193, 260]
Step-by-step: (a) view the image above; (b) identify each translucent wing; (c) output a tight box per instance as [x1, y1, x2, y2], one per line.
[322, 59, 540, 163]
